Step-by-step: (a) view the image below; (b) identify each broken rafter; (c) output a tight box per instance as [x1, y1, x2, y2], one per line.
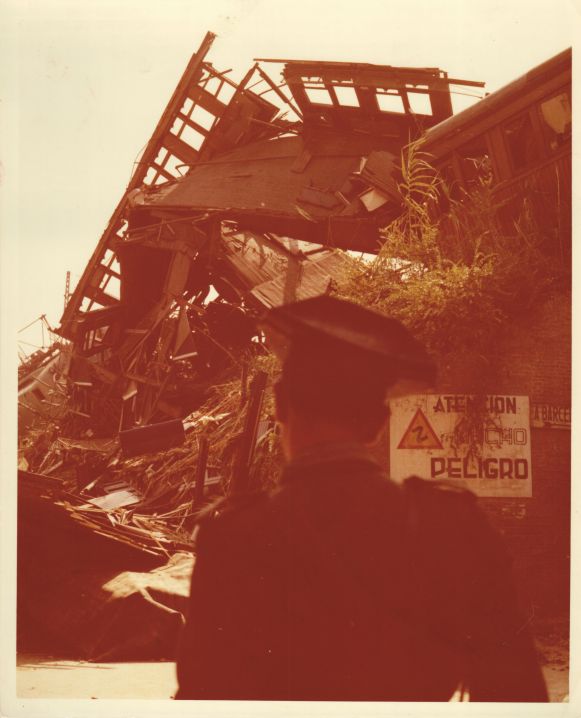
[59, 32, 217, 336]
[247, 117, 300, 134]
[132, 31, 217, 182]
[255, 65, 303, 119]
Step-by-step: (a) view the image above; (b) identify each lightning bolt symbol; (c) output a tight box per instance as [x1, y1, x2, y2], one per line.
[412, 426, 428, 443]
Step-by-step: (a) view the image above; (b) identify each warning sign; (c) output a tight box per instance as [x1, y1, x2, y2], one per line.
[397, 409, 443, 450]
[389, 394, 532, 498]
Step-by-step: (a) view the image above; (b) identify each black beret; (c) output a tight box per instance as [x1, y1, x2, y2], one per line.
[260, 296, 436, 400]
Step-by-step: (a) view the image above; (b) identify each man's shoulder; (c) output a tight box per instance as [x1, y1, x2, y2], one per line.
[197, 490, 270, 525]
[403, 475, 477, 503]
[402, 476, 507, 563]
[193, 488, 281, 545]
[402, 475, 484, 536]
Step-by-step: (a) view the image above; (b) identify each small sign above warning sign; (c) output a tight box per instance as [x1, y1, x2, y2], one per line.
[397, 408, 443, 450]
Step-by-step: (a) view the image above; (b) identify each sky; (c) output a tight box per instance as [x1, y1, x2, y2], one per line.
[1, 0, 578, 351]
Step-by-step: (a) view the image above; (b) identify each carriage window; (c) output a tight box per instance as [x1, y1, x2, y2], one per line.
[435, 162, 462, 204]
[303, 83, 334, 106]
[456, 136, 493, 189]
[539, 92, 571, 151]
[376, 92, 405, 113]
[502, 113, 541, 171]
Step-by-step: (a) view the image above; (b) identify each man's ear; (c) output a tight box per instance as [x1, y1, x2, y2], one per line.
[273, 379, 289, 423]
[364, 405, 391, 446]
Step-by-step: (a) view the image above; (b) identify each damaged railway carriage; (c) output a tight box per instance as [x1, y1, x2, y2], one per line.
[423, 47, 571, 258]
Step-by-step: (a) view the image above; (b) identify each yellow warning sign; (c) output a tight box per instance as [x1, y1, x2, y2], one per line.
[397, 408, 443, 450]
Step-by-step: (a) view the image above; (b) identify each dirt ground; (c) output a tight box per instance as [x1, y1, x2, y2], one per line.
[16, 655, 177, 699]
[533, 616, 570, 702]
[15, 620, 569, 702]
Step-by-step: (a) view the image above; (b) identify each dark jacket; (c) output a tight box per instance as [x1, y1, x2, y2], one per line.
[176, 445, 547, 701]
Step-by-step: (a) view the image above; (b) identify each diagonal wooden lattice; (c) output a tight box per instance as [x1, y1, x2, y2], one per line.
[58, 32, 279, 339]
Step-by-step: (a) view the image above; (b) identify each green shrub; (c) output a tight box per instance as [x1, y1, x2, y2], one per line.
[337, 141, 566, 378]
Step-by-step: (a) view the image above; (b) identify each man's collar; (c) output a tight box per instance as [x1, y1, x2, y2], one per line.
[282, 441, 381, 480]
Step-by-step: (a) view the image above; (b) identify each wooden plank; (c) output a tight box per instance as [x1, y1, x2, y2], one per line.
[187, 85, 227, 118]
[194, 435, 209, 507]
[256, 65, 303, 119]
[149, 163, 175, 182]
[84, 285, 119, 308]
[177, 112, 213, 137]
[100, 264, 121, 280]
[161, 132, 200, 165]
[230, 371, 267, 495]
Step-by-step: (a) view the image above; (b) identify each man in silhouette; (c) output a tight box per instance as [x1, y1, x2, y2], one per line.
[176, 295, 547, 702]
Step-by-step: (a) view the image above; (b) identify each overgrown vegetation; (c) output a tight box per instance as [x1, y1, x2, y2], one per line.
[337, 142, 568, 384]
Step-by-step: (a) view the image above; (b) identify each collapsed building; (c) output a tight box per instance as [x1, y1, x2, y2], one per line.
[49, 31, 485, 437]
[17, 34, 571, 661]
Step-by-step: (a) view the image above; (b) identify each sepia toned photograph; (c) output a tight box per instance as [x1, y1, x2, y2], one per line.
[3, 0, 575, 712]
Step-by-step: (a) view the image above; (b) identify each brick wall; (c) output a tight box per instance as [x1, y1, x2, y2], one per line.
[382, 289, 571, 617]
[480, 290, 571, 617]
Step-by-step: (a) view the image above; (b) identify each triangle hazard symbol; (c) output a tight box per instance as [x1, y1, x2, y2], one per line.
[397, 408, 443, 450]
